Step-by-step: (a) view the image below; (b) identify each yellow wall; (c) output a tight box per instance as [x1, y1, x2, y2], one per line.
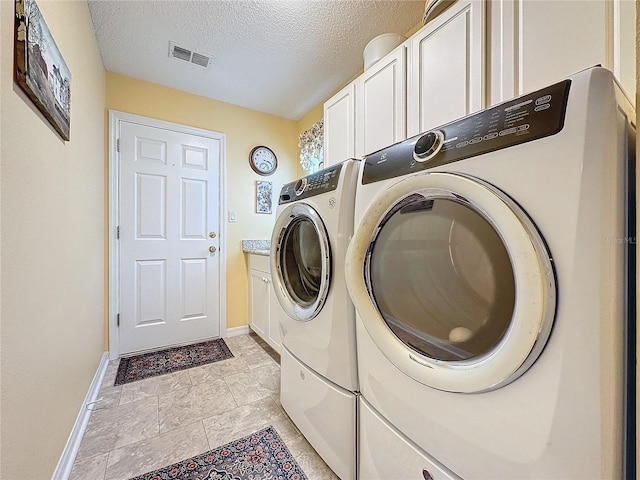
[106, 73, 300, 331]
[0, 1, 106, 478]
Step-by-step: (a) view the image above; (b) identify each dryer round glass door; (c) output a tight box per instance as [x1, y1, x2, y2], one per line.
[369, 195, 516, 362]
[345, 172, 556, 393]
[271, 203, 331, 321]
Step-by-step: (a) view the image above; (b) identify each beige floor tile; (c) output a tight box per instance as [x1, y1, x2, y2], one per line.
[285, 434, 340, 480]
[251, 362, 280, 394]
[88, 361, 124, 410]
[271, 393, 283, 410]
[188, 356, 249, 385]
[75, 397, 159, 463]
[223, 369, 275, 406]
[102, 360, 121, 388]
[158, 378, 237, 433]
[224, 334, 262, 350]
[225, 341, 262, 357]
[104, 422, 209, 480]
[202, 397, 300, 448]
[90, 384, 123, 410]
[236, 346, 278, 370]
[69, 452, 109, 480]
[119, 370, 192, 405]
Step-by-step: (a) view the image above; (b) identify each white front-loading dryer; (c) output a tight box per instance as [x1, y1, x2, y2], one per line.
[346, 67, 636, 479]
[271, 158, 360, 480]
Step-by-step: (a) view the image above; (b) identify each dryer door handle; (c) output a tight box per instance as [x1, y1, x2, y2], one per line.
[422, 469, 434, 480]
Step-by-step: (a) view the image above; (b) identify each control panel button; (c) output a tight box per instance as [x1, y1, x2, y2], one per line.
[413, 130, 444, 163]
[535, 94, 552, 105]
[483, 132, 499, 141]
[499, 127, 517, 136]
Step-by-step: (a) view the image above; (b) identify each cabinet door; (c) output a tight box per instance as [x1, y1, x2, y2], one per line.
[249, 269, 269, 340]
[611, 0, 635, 102]
[267, 277, 282, 354]
[355, 46, 407, 158]
[489, 0, 634, 107]
[407, 0, 486, 137]
[519, 0, 607, 95]
[324, 83, 355, 166]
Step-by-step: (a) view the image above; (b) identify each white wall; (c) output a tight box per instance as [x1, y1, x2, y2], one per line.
[0, 1, 106, 478]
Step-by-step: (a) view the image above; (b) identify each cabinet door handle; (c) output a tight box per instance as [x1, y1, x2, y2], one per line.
[422, 469, 434, 480]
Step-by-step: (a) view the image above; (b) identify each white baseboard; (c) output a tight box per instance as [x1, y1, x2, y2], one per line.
[51, 352, 109, 480]
[226, 325, 251, 337]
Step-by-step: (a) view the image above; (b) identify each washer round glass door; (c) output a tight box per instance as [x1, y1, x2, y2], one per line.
[345, 172, 556, 393]
[271, 203, 331, 321]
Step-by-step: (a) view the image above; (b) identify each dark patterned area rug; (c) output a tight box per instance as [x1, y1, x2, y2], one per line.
[129, 426, 307, 480]
[115, 338, 234, 385]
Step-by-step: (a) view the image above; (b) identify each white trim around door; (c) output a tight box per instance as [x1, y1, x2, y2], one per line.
[108, 110, 227, 360]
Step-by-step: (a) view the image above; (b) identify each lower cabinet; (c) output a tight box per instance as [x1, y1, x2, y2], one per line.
[248, 254, 282, 353]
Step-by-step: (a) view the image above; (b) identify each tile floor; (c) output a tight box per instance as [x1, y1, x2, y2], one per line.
[69, 333, 339, 480]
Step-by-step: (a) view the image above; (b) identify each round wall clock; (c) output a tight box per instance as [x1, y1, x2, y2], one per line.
[249, 146, 278, 176]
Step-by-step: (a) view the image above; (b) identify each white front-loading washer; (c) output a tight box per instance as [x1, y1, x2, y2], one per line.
[345, 67, 636, 479]
[271, 158, 360, 480]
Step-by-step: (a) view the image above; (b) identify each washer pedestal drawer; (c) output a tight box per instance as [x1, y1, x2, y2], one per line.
[359, 396, 461, 480]
[280, 346, 356, 480]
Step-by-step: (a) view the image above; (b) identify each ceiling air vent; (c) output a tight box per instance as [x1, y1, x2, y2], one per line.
[169, 41, 212, 68]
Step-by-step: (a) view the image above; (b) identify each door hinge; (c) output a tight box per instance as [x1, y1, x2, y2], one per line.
[117, 313, 120, 327]
[116, 226, 120, 239]
[116, 138, 120, 153]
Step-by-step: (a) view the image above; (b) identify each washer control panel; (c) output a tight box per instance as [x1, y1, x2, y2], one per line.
[362, 79, 571, 185]
[279, 162, 343, 204]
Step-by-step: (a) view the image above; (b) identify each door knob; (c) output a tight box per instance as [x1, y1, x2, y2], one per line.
[209, 232, 217, 238]
[209, 246, 217, 253]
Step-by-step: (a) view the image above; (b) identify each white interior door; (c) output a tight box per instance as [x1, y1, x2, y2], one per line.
[117, 119, 223, 354]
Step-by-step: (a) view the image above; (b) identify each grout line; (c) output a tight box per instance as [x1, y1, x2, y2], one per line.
[155, 395, 160, 439]
[102, 450, 111, 480]
[201, 419, 213, 450]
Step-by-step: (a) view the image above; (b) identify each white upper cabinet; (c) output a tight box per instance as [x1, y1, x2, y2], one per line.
[355, 45, 407, 158]
[488, 0, 635, 106]
[323, 83, 356, 166]
[521, 1, 607, 94]
[323, 0, 635, 164]
[611, 0, 636, 102]
[407, 0, 486, 137]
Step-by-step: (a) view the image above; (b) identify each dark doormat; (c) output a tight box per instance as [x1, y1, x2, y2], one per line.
[115, 338, 234, 386]
[129, 425, 307, 480]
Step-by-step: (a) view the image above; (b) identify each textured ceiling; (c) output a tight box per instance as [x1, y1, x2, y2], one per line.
[87, 0, 426, 120]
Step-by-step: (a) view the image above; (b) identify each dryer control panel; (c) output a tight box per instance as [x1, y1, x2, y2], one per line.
[362, 79, 571, 184]
[279, 162, 343, 204]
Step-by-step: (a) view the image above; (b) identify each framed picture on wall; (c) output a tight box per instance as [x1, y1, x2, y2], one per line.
[14, 0, 71, 141]
[256, 181, 273, 214]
